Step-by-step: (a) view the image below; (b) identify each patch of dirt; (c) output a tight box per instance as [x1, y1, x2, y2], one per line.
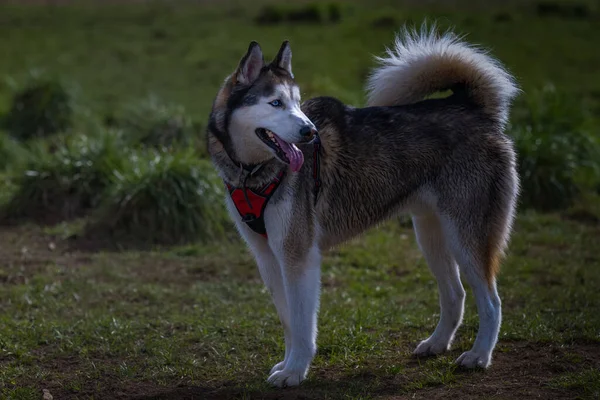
[396, 342, 600, 399]
[0, 224, 255, 286]
[17, 342, 600, 400]
[2, 224, 598, 399]
[0, 225, 79, 282]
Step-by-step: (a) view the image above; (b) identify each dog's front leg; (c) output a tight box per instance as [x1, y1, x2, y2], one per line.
[249, 237, 292, 375]
[266, 239, 321, 387]
[226, 197, 293, 375]
[234, 223, 293, 376]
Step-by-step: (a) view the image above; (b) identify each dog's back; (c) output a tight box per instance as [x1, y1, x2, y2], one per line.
[297, 27, 519, 371]
[207, 25, 520, 386]
[304, 28, 519, 261]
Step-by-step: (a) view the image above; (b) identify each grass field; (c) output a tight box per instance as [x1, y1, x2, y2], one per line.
[0, 1, 599, 399]
[1, 0, 600, 119]
[1, 214, 599, 399]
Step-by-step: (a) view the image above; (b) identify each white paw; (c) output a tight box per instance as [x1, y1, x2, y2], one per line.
[413, 337, 450, 357]
[269, 360, 286, 375]
[455, 350, 491, 369]
[267, 368, 306, 387]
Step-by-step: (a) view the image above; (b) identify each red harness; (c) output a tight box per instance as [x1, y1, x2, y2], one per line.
[225, 170, 286, 238]
[225, 139, 321, 238]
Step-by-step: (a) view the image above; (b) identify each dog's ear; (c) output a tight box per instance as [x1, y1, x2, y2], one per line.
[272, 40, 293, 77]
[235, 41, 264, 85]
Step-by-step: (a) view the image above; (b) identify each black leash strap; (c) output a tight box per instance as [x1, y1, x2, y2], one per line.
[312, 134, 322, 206]
[239, 163, 265, 211]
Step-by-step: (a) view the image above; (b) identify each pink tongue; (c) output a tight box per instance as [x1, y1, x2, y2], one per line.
[274, 136, 304, 172]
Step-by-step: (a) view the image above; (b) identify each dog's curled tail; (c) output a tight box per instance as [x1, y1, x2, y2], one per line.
[366, 25, 519, 126]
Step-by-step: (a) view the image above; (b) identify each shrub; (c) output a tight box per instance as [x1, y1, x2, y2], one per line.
[3, 132, 124, 223]
[255, 5, 285, 25]
[255, 3, 341, 25]
[93, 148, 227, 244]
[328, 3, 342, 23]
[287, 4, 322, 24]
[493, 13, 513, 23]
[512, 85, 600, 210]
[4, 73, 73, 140]
[0, 133, 28, 171]
[116, 95, 195, 148]
[371, 16, 397, 28]
[0, 173, 17, 210]
[536, 1, 590, 19]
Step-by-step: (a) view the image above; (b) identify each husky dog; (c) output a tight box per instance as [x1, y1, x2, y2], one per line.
[206, 27, 519, 387]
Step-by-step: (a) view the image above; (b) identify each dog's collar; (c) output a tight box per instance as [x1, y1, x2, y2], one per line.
[237, 161, 265, 175]
[224, 135, 322, 238]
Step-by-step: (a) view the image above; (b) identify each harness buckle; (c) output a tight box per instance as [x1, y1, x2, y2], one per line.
[242, 214, 257, 223]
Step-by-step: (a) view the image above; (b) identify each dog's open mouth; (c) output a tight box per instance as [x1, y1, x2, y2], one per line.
[256, 128, 304, 172]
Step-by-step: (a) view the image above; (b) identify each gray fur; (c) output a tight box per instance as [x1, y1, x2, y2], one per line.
[207, 27, 519, 387]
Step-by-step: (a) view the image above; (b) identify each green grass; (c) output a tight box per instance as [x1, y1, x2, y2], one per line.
[0, 1, 599, 122]
[0, 1, 599, 399]
[3, 71, 74, 140]
[0, 133, 27, 172]
[90, 147, 228, 244]
[0, 213, 598, 399]
[2, 132, 125, 223]
[1, 1, 599, 211]
[113, 95, 199, 149]
[549, 368, 600, 398]
[511, 85, 600, 210]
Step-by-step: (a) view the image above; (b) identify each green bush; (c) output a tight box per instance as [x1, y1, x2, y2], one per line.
[0, 132, 28, 171]
[255, 3, 341, 25]
[3, 132, 124, 222]
[512, 85, 600, 210]
[93, 148, 227, 244]
[328, 3, 342, 23]
[255, 5, 285, 25]
[536, 1, 591, 19]
[287, 4, 322, 24]
[4, 73, 73, 140]
[116, 95, 196, 148]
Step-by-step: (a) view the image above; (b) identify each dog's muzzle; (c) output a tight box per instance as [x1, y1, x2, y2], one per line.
[299, 125, 318, 143]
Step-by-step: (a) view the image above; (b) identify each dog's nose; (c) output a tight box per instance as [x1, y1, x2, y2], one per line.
[299, 125, 318, 139]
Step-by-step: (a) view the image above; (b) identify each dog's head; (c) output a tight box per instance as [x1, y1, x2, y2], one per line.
[208, 41, 316, 172]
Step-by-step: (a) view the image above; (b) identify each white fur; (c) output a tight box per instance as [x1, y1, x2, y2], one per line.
[366, 24, 519, 126]
[412, 214, 466, 356]
[438, 214, 502, 368]
[408, 209, 502, 368]
[228, 83, 315, 165]
[221, 27, 517, 387]
[267, 244, 321, 387]
[226, 187, 321, 387]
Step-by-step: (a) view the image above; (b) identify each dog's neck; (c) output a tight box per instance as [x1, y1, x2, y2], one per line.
[208, 131, 285, 188]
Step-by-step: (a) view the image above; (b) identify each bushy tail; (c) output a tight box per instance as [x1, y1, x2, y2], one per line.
[366, 25, 519, 126]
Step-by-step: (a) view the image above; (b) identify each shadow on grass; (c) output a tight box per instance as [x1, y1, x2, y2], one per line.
[131, 368, 482, 400]
[130, 342, 600, 400]
[130, 352, 480, 400]
[130, 377, 414, 400]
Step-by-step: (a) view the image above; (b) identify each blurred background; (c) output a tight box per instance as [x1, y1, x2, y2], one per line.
[0, 1, 598, 399]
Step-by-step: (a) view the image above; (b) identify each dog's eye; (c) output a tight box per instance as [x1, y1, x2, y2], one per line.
[269, 99, 283, 108]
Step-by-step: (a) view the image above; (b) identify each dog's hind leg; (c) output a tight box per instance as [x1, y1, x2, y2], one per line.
[441, 215, 505, 369]
[412, 213, 466, 357]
